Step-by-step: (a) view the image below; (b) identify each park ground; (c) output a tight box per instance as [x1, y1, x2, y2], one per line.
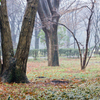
[0, 57, 100, 99]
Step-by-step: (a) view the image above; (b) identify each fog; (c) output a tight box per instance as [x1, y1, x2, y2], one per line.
[6, 0, 100, 51]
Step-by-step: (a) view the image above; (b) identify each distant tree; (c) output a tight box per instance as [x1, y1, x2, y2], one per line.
[34, 14, 40, 49]
[58, 0, 95, 70]
[0, 0, 38, 83]
[7, 0, 26, 49]
[38, 0, 60, 66]
[92, 2, 100, 54]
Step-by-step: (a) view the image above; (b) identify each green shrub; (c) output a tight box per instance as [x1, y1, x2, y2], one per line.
[29, 48, 90, 58]
[33, 49, 39, 60]
[40, 49, 47, 57]
[29, 50, 33, 56]
[59, 48, 80, 57]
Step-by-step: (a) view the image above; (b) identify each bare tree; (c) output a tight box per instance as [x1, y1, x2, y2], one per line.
[38, 0, 60, 66]
[82, 0, 95, 70]
[92, 1, 100, 54]
[54, 0, 95, 70]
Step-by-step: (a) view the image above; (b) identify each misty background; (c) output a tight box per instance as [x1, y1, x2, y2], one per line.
[6, 0, 100, 54]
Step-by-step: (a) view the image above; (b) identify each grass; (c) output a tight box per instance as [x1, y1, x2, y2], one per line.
[1, 57, 100, 99]
[27, 57, 100, 80]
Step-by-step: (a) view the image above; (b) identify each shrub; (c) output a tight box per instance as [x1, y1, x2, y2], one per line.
[33, 49, 39, 60]
[29, 48, 90, 58]
[40, 49, 47, 57]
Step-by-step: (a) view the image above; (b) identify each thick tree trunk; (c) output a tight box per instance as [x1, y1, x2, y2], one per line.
[1, 0, 14, 74]
[52, 24, 59, 66]
[38, 0, 60, 66]
[15, 0, 38, 83]
[1, 0, 39, 83]
[43, 23, 59, 66]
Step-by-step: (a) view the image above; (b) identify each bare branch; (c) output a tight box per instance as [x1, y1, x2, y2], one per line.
[86, 41, 99, 67]
[59, 5, 91, 16]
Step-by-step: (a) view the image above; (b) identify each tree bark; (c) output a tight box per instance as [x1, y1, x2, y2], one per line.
[43, 23, 59, 66]
[1, 0, 14, 74]
[15, 0, 39, 83]
[38, 0, 60, 66]
[0, 6, 2, 74]
[1, 0, 39, 83]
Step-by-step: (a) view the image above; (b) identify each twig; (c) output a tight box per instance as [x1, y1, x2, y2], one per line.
[85, 41, 99, 67]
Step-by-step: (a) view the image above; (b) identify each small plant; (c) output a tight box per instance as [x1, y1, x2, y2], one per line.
[7, 96, 10, 100]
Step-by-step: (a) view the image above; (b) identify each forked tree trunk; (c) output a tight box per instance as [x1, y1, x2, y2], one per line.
[38, 0, 60, 66]
[1, 0, 39, 83]
[81, 1, 94, 70]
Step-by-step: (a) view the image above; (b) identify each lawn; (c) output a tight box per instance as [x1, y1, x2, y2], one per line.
[0, 57, 100, 99]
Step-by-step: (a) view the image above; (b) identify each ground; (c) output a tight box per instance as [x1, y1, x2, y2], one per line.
[0, 57, 100, 99]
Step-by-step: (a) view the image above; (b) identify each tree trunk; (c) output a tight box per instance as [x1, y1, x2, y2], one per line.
[94, 32, 99, 54]
[0, 6, 2, 74]
[15, 0, 38, 83]
[35, 29, 39, 49]
[35, 15, 40, 49]
[43, 23, 59, 66]
[38, 0, 60, 66]
[1, 0, 39, 83]
[81, 1, 94, 70]
[1, 0, 14, 74]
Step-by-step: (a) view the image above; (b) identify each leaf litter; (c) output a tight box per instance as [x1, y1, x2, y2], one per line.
[0, 58, 100, 99]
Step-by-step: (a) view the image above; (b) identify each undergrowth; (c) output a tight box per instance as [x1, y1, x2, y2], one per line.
[1, 57, 100, 99]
